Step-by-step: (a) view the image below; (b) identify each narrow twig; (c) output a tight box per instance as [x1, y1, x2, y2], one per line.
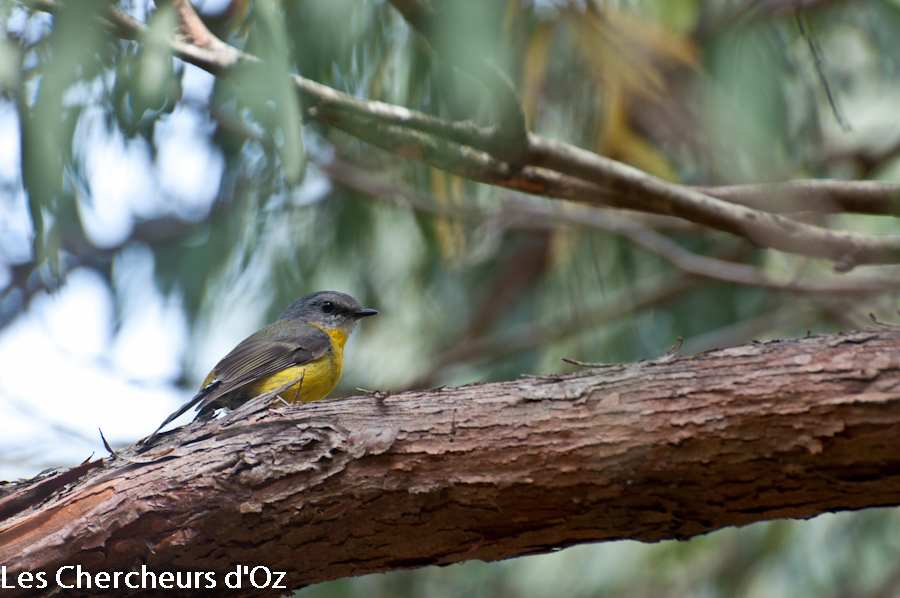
[794, 8, 850, 132]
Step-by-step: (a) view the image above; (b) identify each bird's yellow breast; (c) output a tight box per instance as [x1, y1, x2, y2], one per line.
[241, 347, 342, 404]
[204, 322, 349, 408]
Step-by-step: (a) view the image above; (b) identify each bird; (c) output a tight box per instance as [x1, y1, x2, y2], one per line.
[145, 290, 377, 441]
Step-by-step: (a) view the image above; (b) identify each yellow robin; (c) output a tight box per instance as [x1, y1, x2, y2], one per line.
[147, 291, 377, 439]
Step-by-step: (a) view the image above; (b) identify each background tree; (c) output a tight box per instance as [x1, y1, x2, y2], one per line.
[2, 0, 900, 596]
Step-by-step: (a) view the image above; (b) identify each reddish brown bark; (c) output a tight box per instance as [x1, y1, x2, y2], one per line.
[2, 328, 900, 597]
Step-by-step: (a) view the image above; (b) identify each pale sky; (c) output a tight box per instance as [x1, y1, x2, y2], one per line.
[0, 62, 228, 480]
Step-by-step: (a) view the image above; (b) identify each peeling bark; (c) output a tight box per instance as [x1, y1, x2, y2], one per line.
[2, 329, 900, 597]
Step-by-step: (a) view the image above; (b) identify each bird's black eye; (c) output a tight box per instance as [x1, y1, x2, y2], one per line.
[322, 301, 335, 313]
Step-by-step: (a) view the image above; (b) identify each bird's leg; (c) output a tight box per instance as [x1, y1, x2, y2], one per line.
[274, 372, 305, 406]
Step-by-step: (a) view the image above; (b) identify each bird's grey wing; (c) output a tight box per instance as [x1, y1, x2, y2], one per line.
[193, 328, 331, 412]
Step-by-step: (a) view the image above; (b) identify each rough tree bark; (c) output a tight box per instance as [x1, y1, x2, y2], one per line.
[2, 328, 900, 597]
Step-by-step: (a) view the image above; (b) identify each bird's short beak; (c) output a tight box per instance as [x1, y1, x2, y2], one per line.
[354, 308, 379, 318]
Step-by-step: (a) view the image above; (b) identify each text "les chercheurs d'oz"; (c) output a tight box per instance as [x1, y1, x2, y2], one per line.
[1, 564, 288, 590]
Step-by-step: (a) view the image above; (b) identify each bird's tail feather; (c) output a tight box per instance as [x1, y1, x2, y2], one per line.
[142, 381, 220, 444]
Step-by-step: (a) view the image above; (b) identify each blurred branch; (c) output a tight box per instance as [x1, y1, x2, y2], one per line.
[696, 180, 900, 215]
[317, 154, 900, 295]
[822, 137, 900, 179]
[503, 195, 900, 293]
[29, 0, 900, 270]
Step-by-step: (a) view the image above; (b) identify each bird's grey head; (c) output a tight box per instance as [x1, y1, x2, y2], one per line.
[279, 291, 378, 334]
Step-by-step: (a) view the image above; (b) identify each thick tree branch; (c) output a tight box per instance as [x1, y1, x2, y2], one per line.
[3, 329, 900, 597]
[30, 0, 900, 270]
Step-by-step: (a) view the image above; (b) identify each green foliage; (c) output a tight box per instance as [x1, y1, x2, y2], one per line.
[113, 7, 182, 138]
